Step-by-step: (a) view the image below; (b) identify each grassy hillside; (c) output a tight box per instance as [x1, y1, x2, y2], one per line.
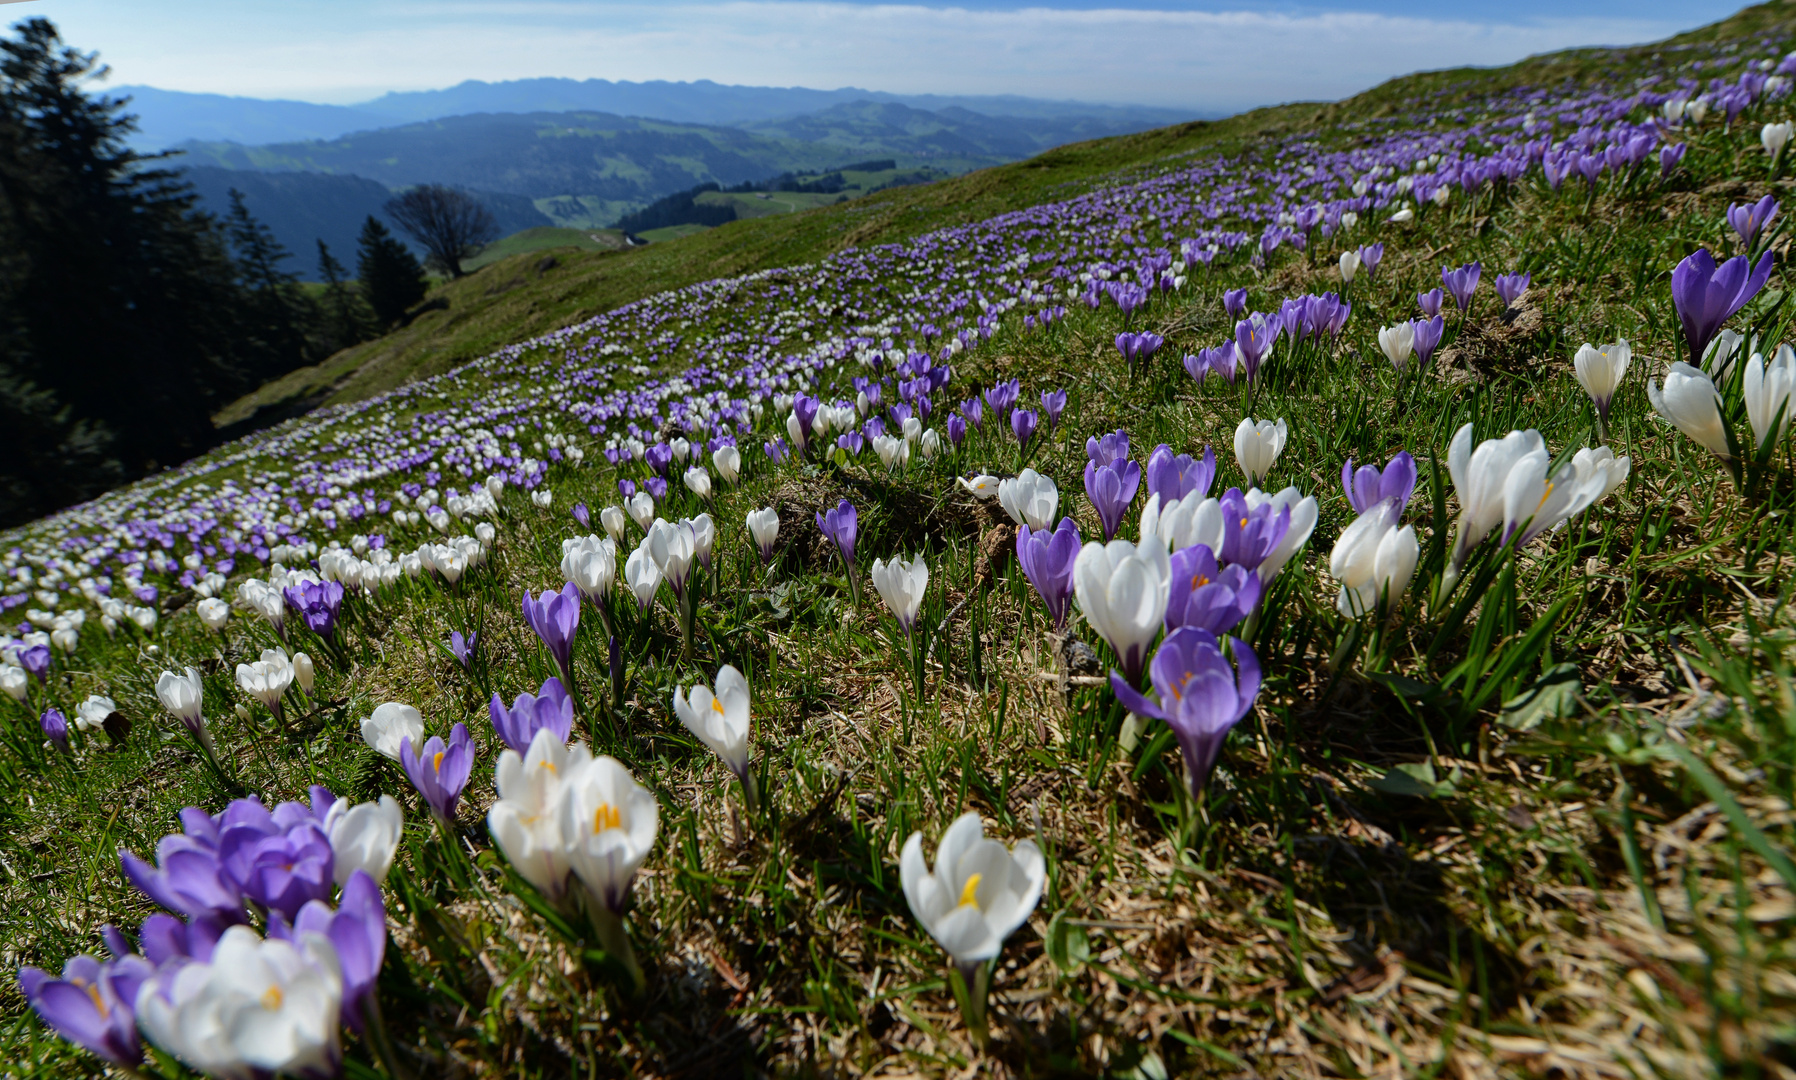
[460, 226, 632, 272]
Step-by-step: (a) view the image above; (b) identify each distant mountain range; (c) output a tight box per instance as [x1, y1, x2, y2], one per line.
[128, 77, 1204, 279]
[115, 78, 1199, 150]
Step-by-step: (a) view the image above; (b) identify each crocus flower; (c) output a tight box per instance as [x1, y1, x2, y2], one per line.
[899, 811, 1043, 1041]
[1233, 314, 1277, 381]
[1010, 408, 1038, 449]
[1417, 288, 1443, 318]
[236, 647, 295, 722]
[287, 869, 386, 1032]
[20, 643, 50, 683]
[1223, 287, 1247, 318]
[683, 466, 712, 501]
[1339, 250, 1360, 283]
[1164, 545, 1260, 635]
[1746, 344, 1796, 451]
[817, 498, 858, 570]
[1648, 362, 1733, 460]
[624, 540, 662, 612]
[958, 474, 1000, 499]
[448, 630, 477, 670]
[1109, 627, 1260, 797]
[1441, 262, 1481, 310]
[40, 707, 69, 753]
[1233, 417, 1286, 488]
[1017, 518, 1080, 629]
[1073, 537, 1170, 687]
[522, 583, 581, 684]
[293, 653, 315, 694]
[155, 666, 212, 753]
[196, 596, 230, 631]
[136, 924, 343, 1079]
[1216, 487, 1291, 573]
[18, 950, 153, 1066]
[318, 792, 404, 886]
[216, 801, 335, 920]
[1671, 249, 1775, 367]
[1412, 315, 1445, 367]
[1040, 389, 1067, 433]
[1330, 502, 1421, 616]
[872, 554, 930, 640]
[1359, 242, 1384, 280]
[361, 701, 423, 761]
[1086, 429, 1130, 467]
[283, 580, 345, 640]
[1115, 331, 1164, 374]
[572, 502, 591, 528]
[713, 444, 742, 483]
[1083, 454, 1141, 542]
[1494, 272, 1531, 309]
[1, 665, 25, 701]
[1443, 424, 1548, 580]
[626, 490, 656, 532]
[1764, 121, 1793, 159]
[1145, 444, 1215, 503]
[490, 677, 574, 755]
[74, 694, 116, 734]
[673, 664, 754, 805]
[1573, 339, 1631, 427]
[1498, 441, 1624, 549]
[746, 507, 779, 564]
[1245, 486, 1319, 583]
[489, 729, 590, 902]
[558, 753, 658, 916]
[401, 722, 473, 823]
[1378, 322, 1415, 372]
[998, 469, 1058, 530]
[1341, 451, 1418, 515]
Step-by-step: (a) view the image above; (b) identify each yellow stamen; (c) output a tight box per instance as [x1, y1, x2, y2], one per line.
[1534, 480, 1555, 513]
[72, 978, 108, 1018]
[593, 803, 622, 833]
[261, 985, 283, 1011]
[957, 873, 983, 909]
[711, 696, 725, 714]
[432, 751, 445, 772]
[1191, 573, 1210, 589]
[542, 760, 557, 774]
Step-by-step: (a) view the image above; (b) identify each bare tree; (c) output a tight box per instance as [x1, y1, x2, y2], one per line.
[382, 185, 498, 278]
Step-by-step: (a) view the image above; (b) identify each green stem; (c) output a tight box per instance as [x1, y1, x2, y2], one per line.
[587, 905, 645, 994]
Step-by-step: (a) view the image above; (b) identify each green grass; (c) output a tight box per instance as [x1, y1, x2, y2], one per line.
[14, 4, 1796, 1077]
[460, 226, 631, 272]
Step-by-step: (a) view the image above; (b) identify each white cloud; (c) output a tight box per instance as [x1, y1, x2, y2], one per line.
[43, 0, 1689, 111]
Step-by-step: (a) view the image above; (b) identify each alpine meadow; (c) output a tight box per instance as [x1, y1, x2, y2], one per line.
[11, 4, 1796, 1078]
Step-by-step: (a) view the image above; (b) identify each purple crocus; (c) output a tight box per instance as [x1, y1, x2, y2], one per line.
[763, 437, 790, 464]
[1115, 331, 1164, 375]
[1086, 429, 1130, 468]
[1164, 545, 1261, 635]
[817, 499, 858, 568]
[1660, 143, 1687, 178]
[983, 379, 1021, 415]
[836, 431, 864, 457]
[1359, 242, 1384, 280]
[1493, 272, 1531, 309]
[1109, 627, 1262, 798]
[1728, 195, 1779, 249]
[1233, 314, 1277, 382]
[489, 676, 574, 754]
[958, 396, 985, 430]
[1084, 456, 1142, 542]
[1145, 444, 1216, 503]
[40, 707, 68, 754]
[20, 643, 50, 683]
[1417, 288, 1444, 318]
[216, 800, 335, 921]
[283, 580, 346, 640]
[1441, 262, 1481, 310]
[617, 478, 637, 499]
[1041, 389, 1067, 433]
[1017, 518, 1081, 629]
[1181, 353, 1208, 384]
[119, 813, 246, 924]
[17, 950, 153, 1066]
[1216, 488, 1290, 571]
[522, 582, 581, 685]
[1202, 341, 1238, 384]
[1671, 249, 1775, 367]
[946, 413, 967, 447]
[1341, 451, 1418, 515]
[448, 630, 477, 670]
[644, 476, 668, 500]
[1223, 286, 1248, 318]
[1413, 316, 1445, 367]
[1010, 408, 1038, 449]
[284, 869, 386, 1032]
[571, 502, 591, 528]
[401, 722, 474, 822]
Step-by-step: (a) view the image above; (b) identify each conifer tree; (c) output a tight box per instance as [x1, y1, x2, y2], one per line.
[356, 215, 427, 328]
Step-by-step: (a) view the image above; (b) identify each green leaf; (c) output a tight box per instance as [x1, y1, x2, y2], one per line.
[1045, 910, 1090, 973]
[1498, 662, 1582, 731]
[1370, 761, 1461, 798]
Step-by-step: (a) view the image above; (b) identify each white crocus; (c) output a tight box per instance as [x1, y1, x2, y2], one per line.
[1573, 338, 1631, 427]
[957, 474, 1001, 499]
[673, 664, 754, 805]
[997, 469, 1059, 530]
[1141, 492, 1223, 553]
[683, 466, 712, 500]
[873, 434, 910, 471]
[648, 518, 696, 594]
[235, 648, 294, 718]
[322, 795, 404, 886]
[871, 554, 930, 638]
[1244, 487, 1319, 582]
[74, 694, 116, 732]
[561, 534, 617, 603]
[1377, 322, 1415, 370]
[746, 507, 779, 562]
[920, 429, 943, 459]
[136, 925, 343, 1080]
[1073, 538, 1170, 684]
[1764, 120, 1793, 158]
[360, 702, 424, 761]
[1705, 328, 1747, 380]
[900, 811, 1045, 1039]
[626, 491, 656, 532]
[1499, 446, 1611, 548]
[1571, 446, 1632, 505]
[785, 408, 810, 452]
[1330, 503, 1420, 616]
[1648, 362, 1733, 459]
[558, 753, 659, 988]
[1445, 424, 1546, 578]
[600, 505, 629, 544]
[489, 728, 592, 902]
[1, 665, 26, 701]
[196, 597, 230, 631]
[713, 445, 742, 484]
[1233, 417, 1287, 488]
[1745, 345, 1796, 451]
[292, 653, 314, 694]
[531, 489, 553, 509]
[1339, 250, 1360, 283]
[156, 667, 213, 754]
[624, 539, 663, 612]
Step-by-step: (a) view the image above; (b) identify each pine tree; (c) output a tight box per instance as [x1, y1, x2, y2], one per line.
[225, 188, 318, 381]
[316, 239, 371, 353]
[356, 215, 427, 328]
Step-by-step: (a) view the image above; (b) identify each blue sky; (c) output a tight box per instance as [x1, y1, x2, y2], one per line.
[25, 0, 1749, 112]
